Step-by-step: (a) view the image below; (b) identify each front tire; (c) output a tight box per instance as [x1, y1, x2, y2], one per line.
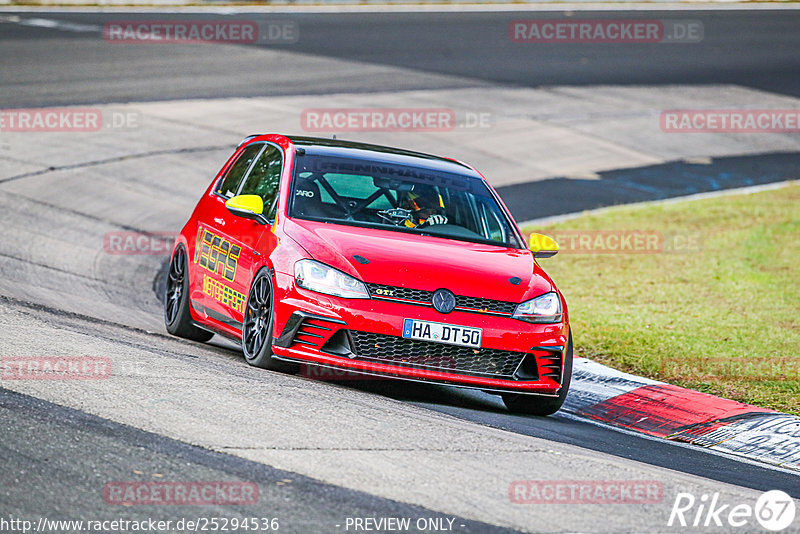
[164, 245, 214, 342]
[242, 269, 298, 373]
[502, 329, 573, 416]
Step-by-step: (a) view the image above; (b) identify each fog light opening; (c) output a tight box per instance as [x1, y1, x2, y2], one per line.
[513, 353, 539, 381]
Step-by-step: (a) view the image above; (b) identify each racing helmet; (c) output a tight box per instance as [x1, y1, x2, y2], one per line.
[406, 184, 444, 213]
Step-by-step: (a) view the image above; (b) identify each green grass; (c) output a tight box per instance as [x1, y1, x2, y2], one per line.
[524, 183, 800, 414]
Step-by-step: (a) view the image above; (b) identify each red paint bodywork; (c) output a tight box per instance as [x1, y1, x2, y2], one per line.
[175, 134, 569, 395]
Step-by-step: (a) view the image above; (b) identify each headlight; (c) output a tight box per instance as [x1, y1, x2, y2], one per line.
[294, 259, 370, 299]
[513, 292, 562, 323]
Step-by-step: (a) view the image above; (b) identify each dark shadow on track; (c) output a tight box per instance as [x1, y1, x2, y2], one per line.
[498, 151, 800, 221]
[278, 11, 800, 98]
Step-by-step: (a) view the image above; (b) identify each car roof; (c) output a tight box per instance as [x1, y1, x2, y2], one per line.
[248, 134, 482, 179]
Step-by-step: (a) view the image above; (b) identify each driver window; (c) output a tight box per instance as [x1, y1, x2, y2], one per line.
[239, 144, 283, 220]
[215, 143, 263, 198]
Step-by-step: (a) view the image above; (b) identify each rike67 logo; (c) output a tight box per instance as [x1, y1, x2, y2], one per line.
[669, 490, 796, 531]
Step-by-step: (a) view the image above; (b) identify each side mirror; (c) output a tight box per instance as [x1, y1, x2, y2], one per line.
[528, 233, 559, 258]
[225, 195, 268, 225]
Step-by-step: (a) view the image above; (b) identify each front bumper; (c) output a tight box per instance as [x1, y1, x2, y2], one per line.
[271, 272, 568, 395]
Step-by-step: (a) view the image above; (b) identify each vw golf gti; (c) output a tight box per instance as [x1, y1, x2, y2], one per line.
[165, 134, 571, 415]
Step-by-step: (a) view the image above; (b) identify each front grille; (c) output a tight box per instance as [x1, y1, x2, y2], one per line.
[349, 331, 531, 379]
[368, 284, 431, 302]
[367, 284, 517, 316]
[456, 295, 517, 315]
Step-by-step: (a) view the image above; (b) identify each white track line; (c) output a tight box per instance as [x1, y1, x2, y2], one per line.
[2, 3, 800, 13]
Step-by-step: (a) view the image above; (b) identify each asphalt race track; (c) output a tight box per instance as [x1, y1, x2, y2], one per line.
[2, 9, 800, 108]
[1, 388, 515, 533]
[1, 8, 799, 534]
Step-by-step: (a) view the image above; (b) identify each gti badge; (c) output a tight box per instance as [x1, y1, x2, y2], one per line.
[432, 289, 456, 314]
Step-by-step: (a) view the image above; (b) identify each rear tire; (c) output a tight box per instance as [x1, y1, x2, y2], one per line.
[502, 329, 573, 416]
[242, 269, 299, 374]
[164, 245, 214, 342]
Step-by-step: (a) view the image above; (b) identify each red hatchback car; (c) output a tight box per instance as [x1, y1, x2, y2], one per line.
[165, 134, 571, 415]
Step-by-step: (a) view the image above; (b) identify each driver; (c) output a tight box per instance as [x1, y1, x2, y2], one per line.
[402, 185, 448, 228]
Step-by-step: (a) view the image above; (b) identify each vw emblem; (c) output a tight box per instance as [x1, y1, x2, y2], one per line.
[432, 289, 457, 314]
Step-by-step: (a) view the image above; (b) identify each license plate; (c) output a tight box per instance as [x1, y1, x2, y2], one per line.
[402, 319, 482, 348]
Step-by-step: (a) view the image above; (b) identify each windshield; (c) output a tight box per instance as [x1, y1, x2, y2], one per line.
[288, 153, 522, 248]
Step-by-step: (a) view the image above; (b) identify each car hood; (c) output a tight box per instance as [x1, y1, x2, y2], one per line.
[283, 219, 554, 302]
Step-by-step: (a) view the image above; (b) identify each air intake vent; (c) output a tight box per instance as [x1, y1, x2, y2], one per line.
[349, 331, 530, 379]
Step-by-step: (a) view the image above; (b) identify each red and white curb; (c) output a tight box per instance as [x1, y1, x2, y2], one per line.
[565, 358, 800, 472]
